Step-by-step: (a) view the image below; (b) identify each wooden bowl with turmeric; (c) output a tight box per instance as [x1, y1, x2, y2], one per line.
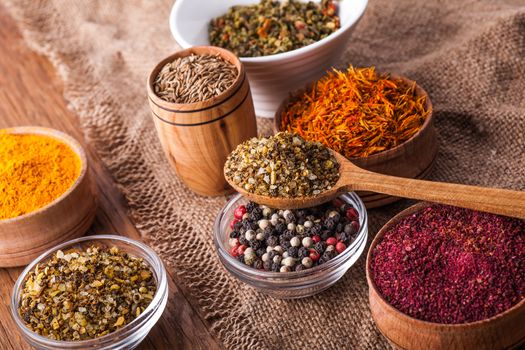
[0, 127, 97, 267]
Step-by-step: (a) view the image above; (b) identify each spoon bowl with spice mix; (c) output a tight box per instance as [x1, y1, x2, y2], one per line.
[224, 132, 525, 219]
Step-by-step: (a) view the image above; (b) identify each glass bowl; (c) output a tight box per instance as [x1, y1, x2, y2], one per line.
[213, 193, 368, 299]
[10, 235, 168, 350]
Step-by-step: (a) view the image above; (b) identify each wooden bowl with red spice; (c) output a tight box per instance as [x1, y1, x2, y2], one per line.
[365, 202, 525, 350]
[0, 127, 97, 267]
[274, 70, 437, 209]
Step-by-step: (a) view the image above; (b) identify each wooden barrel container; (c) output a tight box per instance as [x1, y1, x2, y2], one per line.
[274, 75, 437, 208]
[0, 127, 97, 267]
[147, 46, 258, 196]
[366, 203, 525, 350]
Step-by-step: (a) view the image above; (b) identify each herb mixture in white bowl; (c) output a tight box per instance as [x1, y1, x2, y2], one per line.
[170, 0, 368, 117]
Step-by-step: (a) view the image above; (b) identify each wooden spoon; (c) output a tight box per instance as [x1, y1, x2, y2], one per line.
[226, 151, 525, 219]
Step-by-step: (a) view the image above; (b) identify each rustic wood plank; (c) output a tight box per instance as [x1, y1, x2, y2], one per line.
[0, 5, 222, 350]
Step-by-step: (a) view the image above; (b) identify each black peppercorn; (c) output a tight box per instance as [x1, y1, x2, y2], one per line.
[280, 239, 291, 249]
[314, 241, 327, 254]
[336, 223, 343, 233]
[234, 221, 243, 231]
[274, 223, 286, 234]
[263, 227, 273, 237]
[284, 212, 296, 223]
[229, 230, 240, 238]
[249, 207, 263, 221]
[239, 236, 248, 246]
[298, 247, 309, 259]
[266, 236, 278, 247]
[324, 217, 337, 230]
[297, 217, 306, 225]
[320, 230, 330, 241]
[256, 248, 266, 257]
[344, 223, 357, 235]
[310, 224, 322, 236]
[295, 264, 306, 272]
[287, 246, 298, 258]
[281, 230, 294, 240]
[263, 260, 272, 271]
[237, 255, 245, 264]
[267, 250, 277, 260]
[250, 240, 262, 250]
[253, 260, 263, 269]
[246, 201, 257, 213]
[271, 263, 280, 272]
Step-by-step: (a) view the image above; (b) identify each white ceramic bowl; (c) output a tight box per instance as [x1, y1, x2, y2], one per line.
[170, 0, 368, 117]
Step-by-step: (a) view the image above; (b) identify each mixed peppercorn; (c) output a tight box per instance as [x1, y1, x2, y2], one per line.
[228, 199, 360, 272]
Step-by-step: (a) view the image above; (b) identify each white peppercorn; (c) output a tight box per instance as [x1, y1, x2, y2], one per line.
[283, 251, 289, 258]
[326, 245, 335, 252]
[270, 213, 280, 226]
[273, 255, 282, 264]
[262, 253, 269, 262]
[280, 266, 291, 273]
[266, 246, 273, 253]
[287, 223, 296, 232]
[229, 238, 238, 247]
[302, 237, 313, 248]
[274, 245, 284, 254]
[302, 257, 313, 268]
[242, 213, 249, 220]
[245, 229, 256, 241]
[256, 232, 266, 241]
[296, 224, 305, 234]
[282, 257, 296, 267]
[262, 207, 272, 218]
[258, 219, 270, 230]
[290, 236, 301, 247]
[304, 220, 313, 228]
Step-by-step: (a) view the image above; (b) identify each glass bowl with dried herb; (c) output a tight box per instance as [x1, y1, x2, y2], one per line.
[11, 235, 168, 350]
[213, 192, 368, 299]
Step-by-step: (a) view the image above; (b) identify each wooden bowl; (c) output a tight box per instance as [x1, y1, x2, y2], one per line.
[0, 127, 97, 267]
[274, 74, 437, 208]
[147, 46, 258, 197]
[365, 203, 525, 350]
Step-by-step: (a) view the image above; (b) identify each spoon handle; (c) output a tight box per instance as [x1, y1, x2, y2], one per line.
[346, 169, 525, 219]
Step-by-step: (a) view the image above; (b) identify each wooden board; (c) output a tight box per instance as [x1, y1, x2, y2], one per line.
[0, 5, 223, 350]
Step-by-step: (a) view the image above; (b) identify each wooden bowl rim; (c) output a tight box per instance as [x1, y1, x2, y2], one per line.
[0, 126, 89, 224]
[146, 45, 245, 111]
[274, 71, 434, 162]
[365, 202, 525, 329]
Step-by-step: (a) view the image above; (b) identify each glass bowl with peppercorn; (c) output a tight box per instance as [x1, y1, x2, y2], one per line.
[10, 235, 168, 350]
[213, 192, 368, 299]
[170, 0, 368, 117]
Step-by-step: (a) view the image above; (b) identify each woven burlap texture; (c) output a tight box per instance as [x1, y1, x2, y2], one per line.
[4, 0, 525, 349]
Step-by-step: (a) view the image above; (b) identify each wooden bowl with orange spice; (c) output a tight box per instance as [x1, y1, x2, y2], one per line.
[274, 67, 437, 208]
[365, 202, 525, 349]
[0, 127, 97, 267]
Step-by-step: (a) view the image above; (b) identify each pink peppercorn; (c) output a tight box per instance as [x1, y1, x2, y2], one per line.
[370, 204, 525, 324]
[312, 235, 321, 243]
[326, 237, 337, 246]
[336, 242, 346, 253]
[309, 249, 320, 261]
[346, 208, 359, 221]
[234, 205, 247, 219]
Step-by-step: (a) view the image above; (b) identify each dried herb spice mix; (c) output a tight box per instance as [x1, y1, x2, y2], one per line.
[225, 132, 340, 197]
[370, 204, 525, 324]
[19, 246, 157, 341]
[209, 0, 340, 57]
[281, 66, 430, 158]
[228, 199, 360, 272]
[153, 54, 238, 104]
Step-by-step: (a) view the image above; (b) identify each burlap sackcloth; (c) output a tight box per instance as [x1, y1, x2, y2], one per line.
[4, 0, 525, 348]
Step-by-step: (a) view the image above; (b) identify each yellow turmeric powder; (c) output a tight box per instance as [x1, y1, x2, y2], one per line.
[0, 133, 81, 220]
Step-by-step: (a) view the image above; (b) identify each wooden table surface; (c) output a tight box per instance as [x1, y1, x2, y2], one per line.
[0, 7, 223, 350]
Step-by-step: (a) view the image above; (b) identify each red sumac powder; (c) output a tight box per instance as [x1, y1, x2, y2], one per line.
[370, 204, 525, 324]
